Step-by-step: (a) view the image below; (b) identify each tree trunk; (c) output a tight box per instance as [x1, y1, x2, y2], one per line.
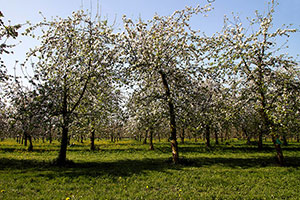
[49, 129, 52, 144]
[205, 125, 211, 148]
[258, 130, 263, 150]
[56, 86, 69, 166]
[24, 133, 27, 146]
[90, 129, 95, 151]
[159, 70, 179, 164]
[57, 124, 69, 165]
[225, 128, 229, 141]
[143, 130, 148, 144]
[242, 128, 251, 145]
[68, 135, 71, 145]
[258, 71, 284, 164]
[110, 134, 114, 142]
[221, 131, 224, 143]
[149, 129, 154, 150]
[180, 128, 185, 144]
[215, 130, 219, 145]
[28, 134, 33, 151]
[247, 135, 251, 145]
[282, 133, 288, 146]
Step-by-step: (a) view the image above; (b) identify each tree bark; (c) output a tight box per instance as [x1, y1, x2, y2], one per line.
[180, 128, 185, 144]
[28, 134, 33, 151]
[24, 133, 27, 146]
[247, 135, 251, 145]
[282, 133, 288, 146]
[258, 129, 263, 150]
[57, 124, 69, 165]
[143, 130, 148, 144]
[158, 132, 161, 142]
[221, 131, 224, 143]
[242, 127, 251, 145]
[49, 130, 52, 144]
[149, 128, 154, 150]
[90, 129, 95, 151]
[56, 81, 69, 166]
[159, 70, 179, 164]
[215, 130, 219, 145]
[80, 135, 84, 143]
[110, 134, 114, 142]
[205, 124, 211, 148]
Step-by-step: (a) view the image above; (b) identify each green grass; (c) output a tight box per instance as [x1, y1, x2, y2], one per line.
[1, 139, 300, 199]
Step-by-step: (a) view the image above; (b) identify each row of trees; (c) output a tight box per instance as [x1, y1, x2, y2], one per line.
[0, 1, 299, 166]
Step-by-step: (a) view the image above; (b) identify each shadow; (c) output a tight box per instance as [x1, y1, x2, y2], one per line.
[1, 154, 300, 180]
[154, 145, 275, 154]
[0, 157, 174, 179]
[155, 143, 300, 154]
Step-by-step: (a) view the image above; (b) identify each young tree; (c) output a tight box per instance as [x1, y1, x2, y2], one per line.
[25, 11, 117, 165]
[213, 0, 298, 165]
[119, 5, 211, 164]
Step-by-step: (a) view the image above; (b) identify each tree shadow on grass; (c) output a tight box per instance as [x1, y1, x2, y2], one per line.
[156, 144, 300, 154]
[1, 155, 300, 180]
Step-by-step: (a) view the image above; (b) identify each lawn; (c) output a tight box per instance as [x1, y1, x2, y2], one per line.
[1, 139, 300, 199]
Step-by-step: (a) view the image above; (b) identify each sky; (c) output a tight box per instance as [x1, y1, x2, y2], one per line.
[1, 0, 300, 76]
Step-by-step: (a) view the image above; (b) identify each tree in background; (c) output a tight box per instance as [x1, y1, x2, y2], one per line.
[212, 0, 298, 165]
[119, 5, 211, 164]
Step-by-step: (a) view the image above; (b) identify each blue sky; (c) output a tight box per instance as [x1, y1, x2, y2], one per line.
[1, 0, 300, 75]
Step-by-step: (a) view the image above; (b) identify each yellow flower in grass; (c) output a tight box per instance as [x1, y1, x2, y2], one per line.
[1, 190, 5, 193]
[65, 197, 70, 200]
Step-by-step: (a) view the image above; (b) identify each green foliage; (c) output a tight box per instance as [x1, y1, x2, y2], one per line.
[1, 139, 300, 199]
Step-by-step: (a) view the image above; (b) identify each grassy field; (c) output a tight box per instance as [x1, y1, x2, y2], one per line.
[1, 139, 300, 200]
